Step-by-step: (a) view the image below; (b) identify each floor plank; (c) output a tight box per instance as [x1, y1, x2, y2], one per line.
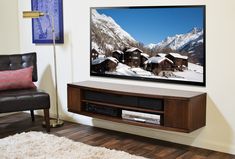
[0, 112, 234, 159]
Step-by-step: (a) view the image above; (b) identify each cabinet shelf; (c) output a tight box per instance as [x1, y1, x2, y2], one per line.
[68, 81, 206, 133]
[78, 111, 170, 131]
[81, 99, 164, 114]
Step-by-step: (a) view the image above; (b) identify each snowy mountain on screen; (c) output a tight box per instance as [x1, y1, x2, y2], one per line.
[91, 10, 204, 65]
[91, 9, 137, 54]
[146, 28, 204, 65]
[149, 28, 203, 52]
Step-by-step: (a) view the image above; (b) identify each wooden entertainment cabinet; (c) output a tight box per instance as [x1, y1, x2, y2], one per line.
[67, 81, 206, 133]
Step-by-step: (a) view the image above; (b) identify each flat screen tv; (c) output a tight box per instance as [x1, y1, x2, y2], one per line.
[90, 5, 206, 86]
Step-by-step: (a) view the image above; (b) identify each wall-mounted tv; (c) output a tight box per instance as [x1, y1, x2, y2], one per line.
[90, 5, 206, 86]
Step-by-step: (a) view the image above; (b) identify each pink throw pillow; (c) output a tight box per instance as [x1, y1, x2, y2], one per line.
[0, 66, 36, 91]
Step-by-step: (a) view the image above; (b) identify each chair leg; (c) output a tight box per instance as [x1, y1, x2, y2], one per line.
[30, 110, 35, 121]
[43, 109, 50, 132]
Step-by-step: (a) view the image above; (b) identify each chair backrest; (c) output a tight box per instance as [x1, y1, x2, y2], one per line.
[0, 52, 37, 82]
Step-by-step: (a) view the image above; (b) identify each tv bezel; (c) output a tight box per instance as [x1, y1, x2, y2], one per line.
[90, 5, 206, 86]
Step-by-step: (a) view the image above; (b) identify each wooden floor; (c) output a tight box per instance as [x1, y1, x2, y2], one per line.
[0, 113, 234, 159]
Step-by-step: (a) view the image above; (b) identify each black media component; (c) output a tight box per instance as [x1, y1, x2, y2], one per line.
[84, 90, 163, 110]
[85, 103, 121, 117]
[138, 97, 163, 111]
[84, 90, 138, 106]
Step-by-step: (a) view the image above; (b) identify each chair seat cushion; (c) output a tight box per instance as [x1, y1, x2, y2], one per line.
[0, 88, 50, 113]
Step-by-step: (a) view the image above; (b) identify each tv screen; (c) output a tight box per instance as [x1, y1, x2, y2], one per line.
[90, 5, 206, 86]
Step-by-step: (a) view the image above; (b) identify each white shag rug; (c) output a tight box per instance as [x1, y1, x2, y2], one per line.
[0, 131, 147, 159]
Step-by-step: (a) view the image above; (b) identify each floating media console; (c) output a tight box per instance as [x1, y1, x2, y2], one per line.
[67, 81, 206, 133]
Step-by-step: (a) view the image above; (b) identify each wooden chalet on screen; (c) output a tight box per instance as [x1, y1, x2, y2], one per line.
[145, 57, 173, 75]
[112, 50, 124, 63]
[91, 49, 99, 61]
[91, 46, 189, 76]
[91, 57, 118, 73]
[140, 53, 149, 68]
[165, 53, 188, 70]
[124, 47, 142, 67]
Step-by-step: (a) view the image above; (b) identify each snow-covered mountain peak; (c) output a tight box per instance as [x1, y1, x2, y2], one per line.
[91, 9, 137, 53]
[146, 27, 203, 51]
[189, 27, 202, 34]
[92, 10, 118, 28]
[146, 43, 157, 49]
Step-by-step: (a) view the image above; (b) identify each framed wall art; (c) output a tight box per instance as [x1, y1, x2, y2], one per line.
[31, 0, 64, 43]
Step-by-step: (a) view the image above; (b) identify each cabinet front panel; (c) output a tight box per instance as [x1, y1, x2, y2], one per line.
[164, 99, 189, 130]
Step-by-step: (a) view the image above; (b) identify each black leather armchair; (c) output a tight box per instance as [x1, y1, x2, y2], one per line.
[0, 52, 50, 132]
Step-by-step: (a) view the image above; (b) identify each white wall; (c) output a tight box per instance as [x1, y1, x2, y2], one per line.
[0, 0, 19, 117]
[18, 0, 235, 155]
[0, 0, 20, 54]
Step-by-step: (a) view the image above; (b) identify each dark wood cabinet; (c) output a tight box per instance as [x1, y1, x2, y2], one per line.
[67, 81, 206, 133]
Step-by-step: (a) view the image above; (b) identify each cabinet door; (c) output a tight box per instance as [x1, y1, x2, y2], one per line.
[164, 99, 189, 130]
[67, 86, 82, 113]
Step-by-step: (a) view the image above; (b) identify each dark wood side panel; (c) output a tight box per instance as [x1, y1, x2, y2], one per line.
[189, 93, 207, 131]
[67, 85, 82, 113]
[164, 99, 189, 130]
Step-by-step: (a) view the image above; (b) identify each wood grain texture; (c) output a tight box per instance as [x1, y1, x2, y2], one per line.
[69, 81, 204, 99]
[0, 112, 234, 159]
[164, 99, 189, 129]
[67, 81, 206, 133]
[67, 86, 82, 113]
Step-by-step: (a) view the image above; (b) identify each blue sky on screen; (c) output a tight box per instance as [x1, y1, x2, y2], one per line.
[96, 7, 204, 45]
